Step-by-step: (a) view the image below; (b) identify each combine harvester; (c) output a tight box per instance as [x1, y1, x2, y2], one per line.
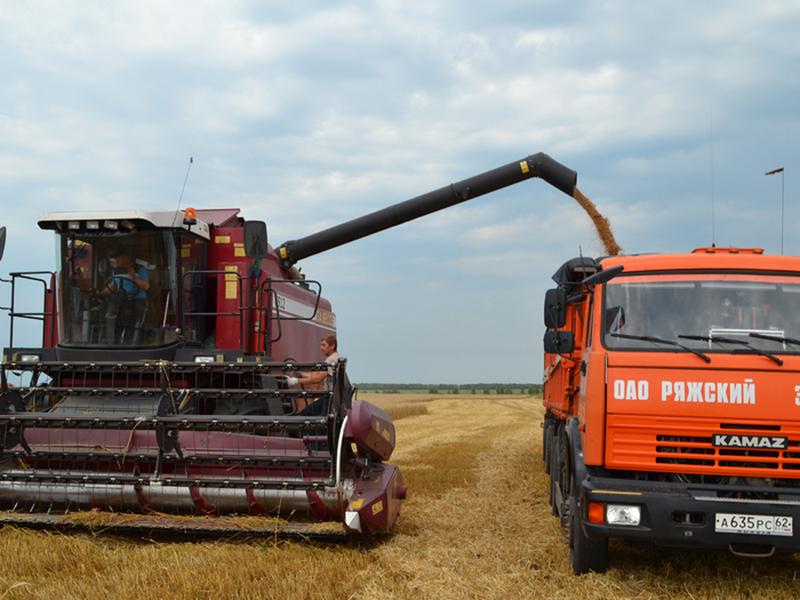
[0, 153, 579, 537]
[0, 210, 402, 537]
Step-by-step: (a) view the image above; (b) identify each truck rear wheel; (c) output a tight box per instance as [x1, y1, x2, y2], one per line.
[548, 442, 558, 516]
[569, 500, 609, 575]
[543, 418, 553, 473]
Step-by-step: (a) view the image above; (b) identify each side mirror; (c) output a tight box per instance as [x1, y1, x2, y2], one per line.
[544, 288, 567, 328]
[0, 226, 6, 262]
[543, 330, 575, 354]
[244, 221, 268, 259]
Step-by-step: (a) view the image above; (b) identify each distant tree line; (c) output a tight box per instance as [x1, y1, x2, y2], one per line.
[355, 383, 542, 395]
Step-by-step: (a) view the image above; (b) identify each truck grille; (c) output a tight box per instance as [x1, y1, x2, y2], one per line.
[606, 415, 800, 476]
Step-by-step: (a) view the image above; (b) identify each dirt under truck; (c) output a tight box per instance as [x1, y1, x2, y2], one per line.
[544, 248, 800, 573]
[0, 153, 578, 537]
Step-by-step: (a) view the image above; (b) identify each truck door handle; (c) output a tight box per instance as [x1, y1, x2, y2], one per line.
[581, 360, 587, 375]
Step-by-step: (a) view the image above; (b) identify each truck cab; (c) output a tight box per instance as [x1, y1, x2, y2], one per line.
[544, 247, 800, 573]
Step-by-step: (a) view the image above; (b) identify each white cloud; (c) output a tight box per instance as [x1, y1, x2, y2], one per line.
[515, 29, 566, 50]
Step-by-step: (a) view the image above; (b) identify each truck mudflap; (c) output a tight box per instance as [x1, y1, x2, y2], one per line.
[580, 476, 800, 555]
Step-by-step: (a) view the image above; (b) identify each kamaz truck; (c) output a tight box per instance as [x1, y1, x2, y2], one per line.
[543, 247, 800, 573]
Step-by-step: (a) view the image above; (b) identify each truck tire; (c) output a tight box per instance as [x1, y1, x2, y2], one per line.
[548, 443, 558, 516]
[557, 429, 572, 530]
[569, 499, 609, 575]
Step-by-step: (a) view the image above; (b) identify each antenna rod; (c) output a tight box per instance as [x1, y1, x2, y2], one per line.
[766, 166, 785, 255]
[709, 111, 716, 247]
[178, 156, 194, 208]
[172, 156, 195, 227]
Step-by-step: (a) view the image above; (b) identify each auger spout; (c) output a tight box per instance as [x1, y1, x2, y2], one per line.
[277, 152, 576, 268]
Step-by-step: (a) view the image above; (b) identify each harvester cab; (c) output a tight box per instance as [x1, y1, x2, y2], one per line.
[41, 211, 214, 351]
[0, 209, 404, 536]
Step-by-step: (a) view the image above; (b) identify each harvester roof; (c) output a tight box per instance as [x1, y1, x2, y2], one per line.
[38, 209, 211, 239]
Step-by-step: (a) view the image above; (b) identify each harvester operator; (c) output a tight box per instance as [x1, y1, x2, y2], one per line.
[98, 251, 150, 344]
[286, 335, 339, 415]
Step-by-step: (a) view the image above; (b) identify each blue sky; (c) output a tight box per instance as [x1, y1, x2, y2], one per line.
[0, 1, 798, 383]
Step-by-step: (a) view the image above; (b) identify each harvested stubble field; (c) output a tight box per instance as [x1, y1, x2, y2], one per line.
[1, 394, 800, 599]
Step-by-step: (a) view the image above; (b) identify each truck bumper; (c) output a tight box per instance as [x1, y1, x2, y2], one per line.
[581, 476, 800, 553]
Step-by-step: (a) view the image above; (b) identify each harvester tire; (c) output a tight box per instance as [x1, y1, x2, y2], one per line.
[569, 502, 609, 575]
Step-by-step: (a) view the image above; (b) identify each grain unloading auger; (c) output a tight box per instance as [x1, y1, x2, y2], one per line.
[0, 153, 576, 537]
[274, 153, 577, 267]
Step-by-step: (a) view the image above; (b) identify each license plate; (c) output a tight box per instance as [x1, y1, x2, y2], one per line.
[714, 513, 793, 536]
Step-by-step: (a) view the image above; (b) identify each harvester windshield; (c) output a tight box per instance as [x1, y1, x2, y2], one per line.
[603, 273, 800, 353]
[57, 229, 208, 348]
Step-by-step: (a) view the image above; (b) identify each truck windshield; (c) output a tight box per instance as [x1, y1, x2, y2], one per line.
[58, 231, 182, 348]
[603, 274, 800, 354]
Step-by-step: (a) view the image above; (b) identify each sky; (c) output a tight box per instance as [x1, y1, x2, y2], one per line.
[0, 1, 798, 383]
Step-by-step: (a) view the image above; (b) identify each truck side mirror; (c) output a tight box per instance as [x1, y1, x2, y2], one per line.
[544, 288, 567, 328]
[543, 330, 575, 354]
[244, 221, 268, 259]
[0, 227, 6, 262]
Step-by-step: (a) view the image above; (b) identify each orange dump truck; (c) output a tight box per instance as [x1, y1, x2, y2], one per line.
[543, 247, 800, 573]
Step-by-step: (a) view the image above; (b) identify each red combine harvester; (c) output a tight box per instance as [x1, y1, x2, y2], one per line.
[0, 153, 577, 536]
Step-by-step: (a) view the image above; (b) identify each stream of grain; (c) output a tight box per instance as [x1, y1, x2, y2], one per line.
[573, 187, 621, 256]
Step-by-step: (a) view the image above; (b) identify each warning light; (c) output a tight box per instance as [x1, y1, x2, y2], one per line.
[588, 501, 605, 524]
[183, 207, 197, 226]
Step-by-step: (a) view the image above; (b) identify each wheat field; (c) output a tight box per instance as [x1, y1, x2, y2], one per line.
[0, 393, 799, 599]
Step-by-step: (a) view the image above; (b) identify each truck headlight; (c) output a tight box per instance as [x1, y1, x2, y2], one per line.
[606, 504, 641, 526]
